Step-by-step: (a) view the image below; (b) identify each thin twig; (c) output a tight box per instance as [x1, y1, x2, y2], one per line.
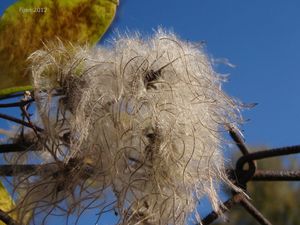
[252, 170, 300, 181]
[228, 126, 249, 155]
[0, 113, 43, 132]
[0, 143, 35, 153]
[0, 99, 34, 108]
[0, 165, 40, 176]
[0, 209, 20, 225]
[201, 193, 244, 225]
[239, 198, 272, 225]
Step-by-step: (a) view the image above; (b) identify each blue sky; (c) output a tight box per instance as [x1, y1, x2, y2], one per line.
[1, 0, 300, 224]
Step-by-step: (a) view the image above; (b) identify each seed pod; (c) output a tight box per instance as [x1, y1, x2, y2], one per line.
[8, 30, 243, 225]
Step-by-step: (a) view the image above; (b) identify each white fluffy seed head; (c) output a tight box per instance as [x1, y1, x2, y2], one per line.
[10, 30, 243, 225]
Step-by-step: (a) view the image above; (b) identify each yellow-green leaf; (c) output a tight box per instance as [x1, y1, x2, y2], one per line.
[0, 0, 119, 96]
[0, 181, 15, 225]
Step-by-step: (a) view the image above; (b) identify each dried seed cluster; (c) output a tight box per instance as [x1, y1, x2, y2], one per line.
[8, 30, 242, 225]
